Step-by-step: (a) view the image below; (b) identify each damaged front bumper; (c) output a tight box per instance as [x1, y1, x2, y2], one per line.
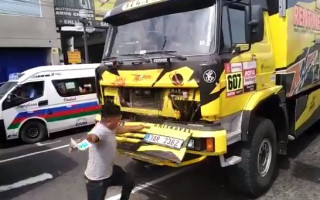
[116, 121, 228, 167]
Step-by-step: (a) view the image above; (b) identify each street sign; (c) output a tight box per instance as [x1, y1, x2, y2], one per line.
[67, 51, 82, 64]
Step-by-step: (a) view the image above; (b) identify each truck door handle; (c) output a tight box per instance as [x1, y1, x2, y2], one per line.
[38, 100, 48, 107]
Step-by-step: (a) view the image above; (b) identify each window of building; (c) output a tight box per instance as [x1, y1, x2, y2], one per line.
[0, 0, 41, 17]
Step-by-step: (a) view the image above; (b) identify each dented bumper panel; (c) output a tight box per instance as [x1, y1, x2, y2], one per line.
[117, 122, 227, 166]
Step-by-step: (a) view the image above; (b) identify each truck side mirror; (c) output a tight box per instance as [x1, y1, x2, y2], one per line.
[245, 5, 264, 43]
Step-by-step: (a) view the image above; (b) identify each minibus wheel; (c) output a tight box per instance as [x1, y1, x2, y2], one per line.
[20, 121, 47, 144]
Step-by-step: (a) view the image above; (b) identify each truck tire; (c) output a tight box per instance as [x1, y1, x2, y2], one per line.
[20, 121, 47, 144]
[228, 117, 277, 197]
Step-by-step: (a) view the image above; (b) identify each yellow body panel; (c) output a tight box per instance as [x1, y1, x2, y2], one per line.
[296, 89, 320, 130]
[244, 86, 282, 111]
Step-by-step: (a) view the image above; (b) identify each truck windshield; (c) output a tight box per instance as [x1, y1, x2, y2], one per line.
[107, 5, 216, 58]
[0, 82, 17, 100]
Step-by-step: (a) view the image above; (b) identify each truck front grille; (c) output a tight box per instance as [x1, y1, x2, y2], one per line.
[119, 88, 162, 110]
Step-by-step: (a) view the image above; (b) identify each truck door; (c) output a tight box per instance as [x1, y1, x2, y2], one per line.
[2, 81, 46, 140]
[220, 4, 274, 115]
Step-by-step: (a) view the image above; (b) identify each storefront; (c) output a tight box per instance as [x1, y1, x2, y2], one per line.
[54, 0, 117, 64]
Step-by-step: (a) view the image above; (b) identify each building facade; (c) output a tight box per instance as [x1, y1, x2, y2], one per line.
[0, 0, 61, 83]
[54, 0, 117, 64]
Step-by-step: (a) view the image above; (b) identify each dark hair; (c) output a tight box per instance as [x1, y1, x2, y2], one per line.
[101, 103, 121, 118]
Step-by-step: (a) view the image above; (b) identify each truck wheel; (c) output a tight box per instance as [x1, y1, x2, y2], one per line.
[20, 121, 47, 144]
[228, 118, 277, 197]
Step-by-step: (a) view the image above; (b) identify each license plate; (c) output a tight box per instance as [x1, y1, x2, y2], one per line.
[143, 134, 184, 149]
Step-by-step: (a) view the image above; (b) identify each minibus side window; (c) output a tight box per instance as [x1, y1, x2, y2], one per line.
[2, 81, 44, 110]
[52, 77, 96, 97]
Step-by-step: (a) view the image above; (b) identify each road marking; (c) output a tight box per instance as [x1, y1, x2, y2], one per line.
[0, 173, 53, 192]
[36, 140, 61, 146]
[106, 167, 191, 200]
[0, 145, 68, 164]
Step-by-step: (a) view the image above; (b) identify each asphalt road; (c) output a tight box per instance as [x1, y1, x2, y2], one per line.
[0, 123, 319, 200]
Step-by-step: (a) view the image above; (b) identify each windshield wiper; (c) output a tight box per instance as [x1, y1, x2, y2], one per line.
[145, 50, 187, 61]
[102, 55, 121, 61]
[119, 53, 151, 63]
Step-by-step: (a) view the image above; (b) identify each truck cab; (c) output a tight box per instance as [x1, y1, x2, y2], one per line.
[96, 0, 320, 196]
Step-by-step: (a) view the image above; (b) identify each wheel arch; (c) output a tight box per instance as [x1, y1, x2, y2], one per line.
[241, 87, 289, 154]
[19, 117, 48, 137]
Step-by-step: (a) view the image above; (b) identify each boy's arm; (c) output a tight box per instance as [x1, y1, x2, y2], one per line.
[86, 133, 100, 143]
[116, 125, 147, 135]
[69, 131, 99, 153]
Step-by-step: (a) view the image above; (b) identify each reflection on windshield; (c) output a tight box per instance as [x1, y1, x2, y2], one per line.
[0, 82, 17, 99]
[109, 5, 216, 57]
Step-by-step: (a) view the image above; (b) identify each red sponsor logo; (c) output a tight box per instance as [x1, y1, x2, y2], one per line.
[294, 5, 320, 31]
[243, 69, 256, 77]
[227, 91, 235, 97]
[113, 77, 126, 86]
[132, 74, 151, 82]
[224, 63, 231, 74]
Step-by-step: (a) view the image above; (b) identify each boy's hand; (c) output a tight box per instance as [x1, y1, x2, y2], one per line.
[136, 125, 150, 130]
[133, 125, 150, 132]
[68, 138, 79, 153]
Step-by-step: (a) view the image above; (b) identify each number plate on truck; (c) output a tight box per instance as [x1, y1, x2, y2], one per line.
[143, 134, 184, 149]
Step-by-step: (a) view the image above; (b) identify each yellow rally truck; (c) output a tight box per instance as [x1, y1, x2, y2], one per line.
[96, 0, 320, 197]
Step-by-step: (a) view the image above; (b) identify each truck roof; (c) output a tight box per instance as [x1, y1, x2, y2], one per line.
[105, 0, 267, 26]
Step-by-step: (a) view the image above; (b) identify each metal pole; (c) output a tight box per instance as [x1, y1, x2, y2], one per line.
[83, 22, 89, 63]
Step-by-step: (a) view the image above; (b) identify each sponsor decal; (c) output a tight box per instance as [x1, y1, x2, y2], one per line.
[242, 61, 257, 70]
[203, 70, 216, 83]
[8, 101, 100, 130]
[270, 75, 276, 82]
[225, 61, 257, 97]
[285, 49, 319, 96]
[231, 63, 242, 72]
[224, 63, 232, 74]
[244, 83, 257, 93]
[132, 74, 151, 82]
[113, 77, 126, 87]
[244, 76, 256, 86]
[153, 124, 192, 133]
[169, 73, 184, 86]
[226, 72, 243, 97]
[76, 118, 88, 127]
[122, 0, 163, 11]
[226, 90, 243, 97]
[224, 63, 242, 73]
[18, 103, 38, 109]
[64, 97, 77, 102]
[243, 69, 256, 77]
[293, 5, 320, 33]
